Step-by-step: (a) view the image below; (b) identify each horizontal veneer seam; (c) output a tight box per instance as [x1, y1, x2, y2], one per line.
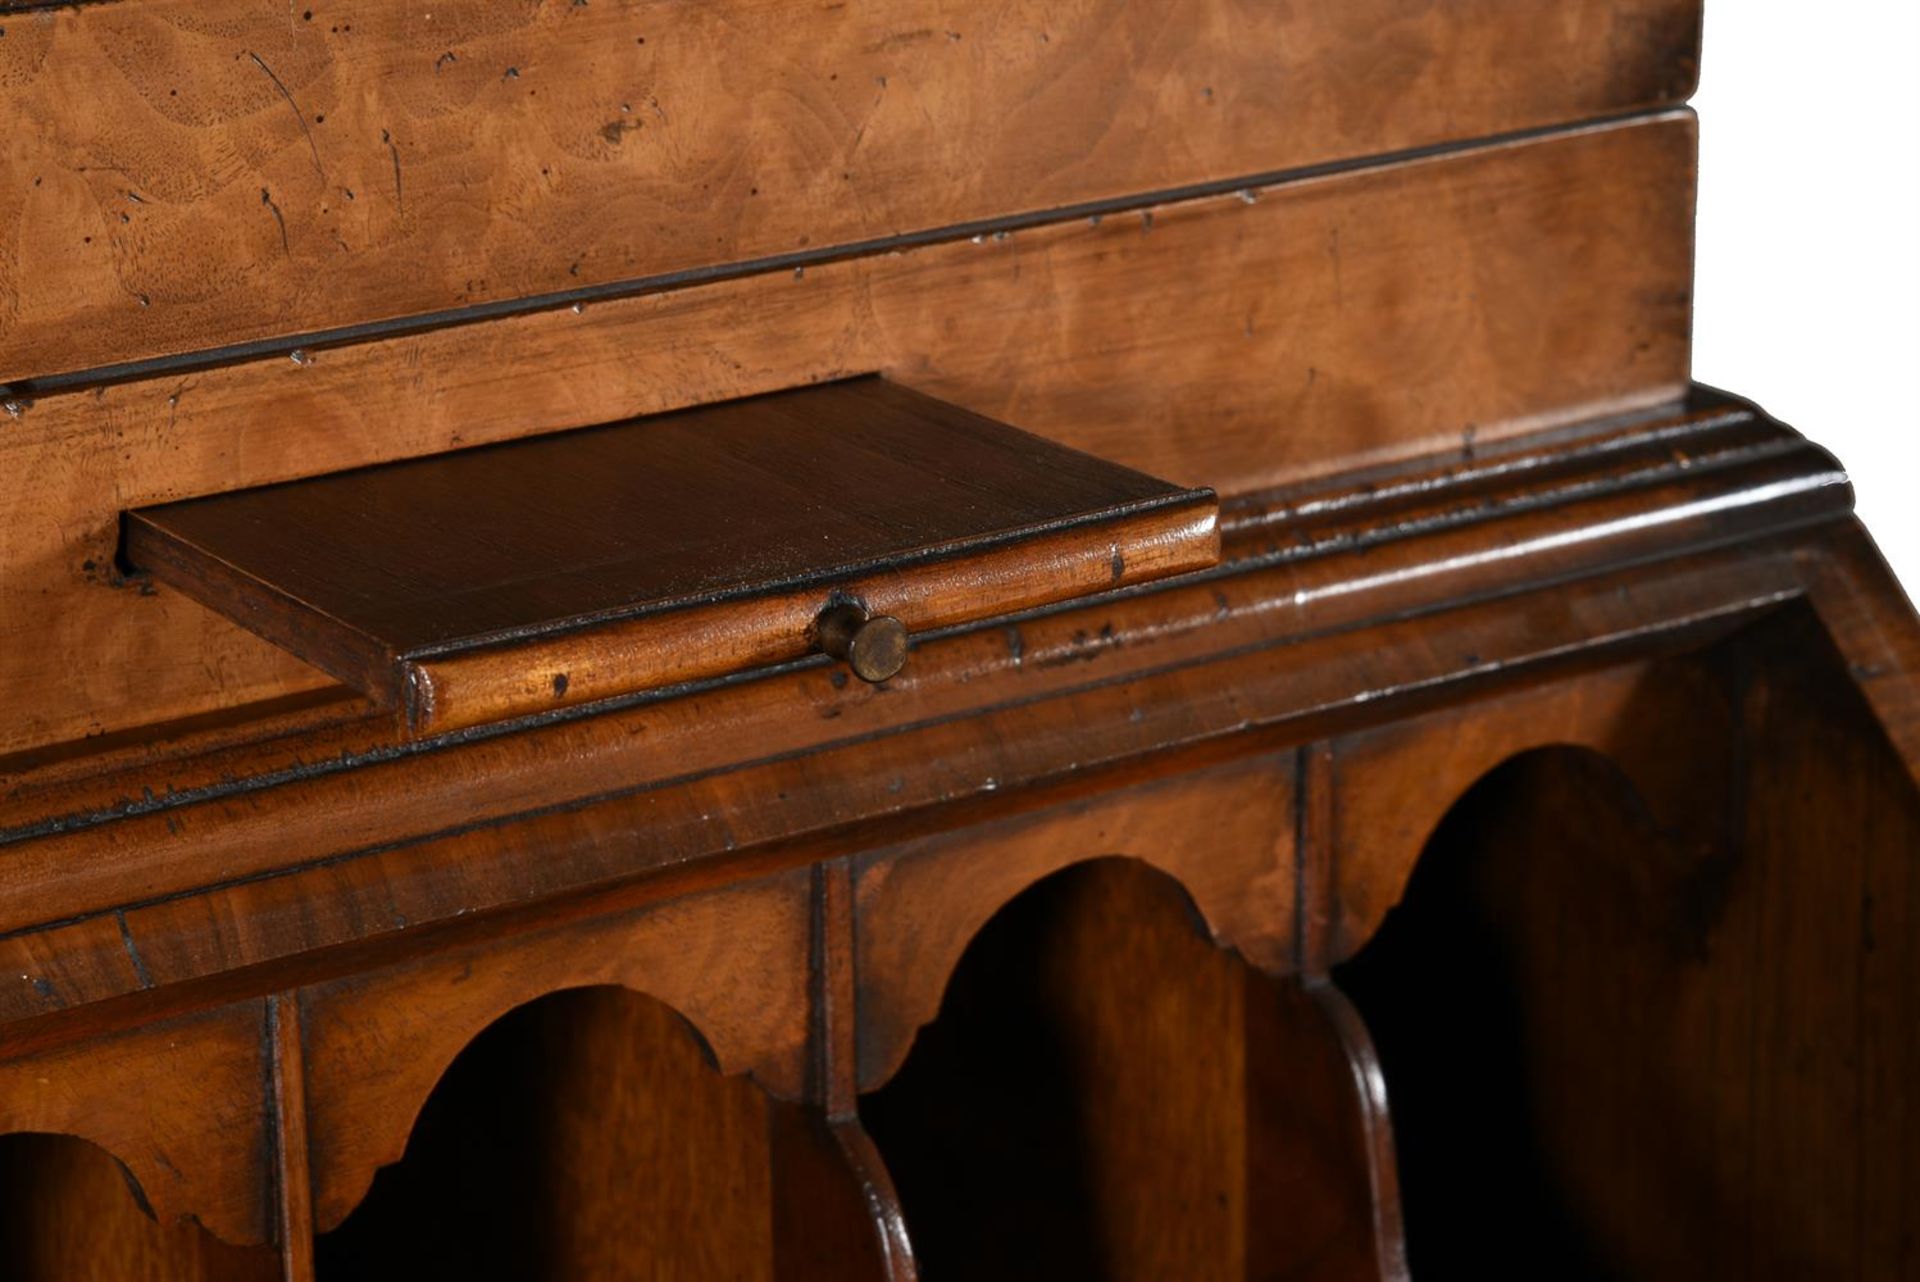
[0, 107, 1689, 403]
[0, 0, 121, 11]
[0, 113, 1702, 754]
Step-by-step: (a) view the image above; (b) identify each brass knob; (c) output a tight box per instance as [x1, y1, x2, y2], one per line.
[815, 602, 909, 683]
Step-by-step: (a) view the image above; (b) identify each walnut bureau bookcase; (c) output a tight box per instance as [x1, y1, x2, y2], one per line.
[0, 3, 1914, 1278]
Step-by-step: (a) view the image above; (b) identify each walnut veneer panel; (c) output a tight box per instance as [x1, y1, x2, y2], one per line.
[0, 0, 1701, 385]
[0, 117, 1694, 759]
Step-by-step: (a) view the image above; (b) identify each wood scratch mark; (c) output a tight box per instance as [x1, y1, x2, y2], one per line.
[861, 28, 933, 54]
[116, 911, 154, 991]
[261, 187, 291, 255]
[850, 78, 889, 155]
[247, 49, 326, 180]
[165, 377, 198, 432]
[383, 128, 404, 215]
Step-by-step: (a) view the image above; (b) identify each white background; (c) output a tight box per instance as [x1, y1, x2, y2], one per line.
[1693, 1, 1920, 593]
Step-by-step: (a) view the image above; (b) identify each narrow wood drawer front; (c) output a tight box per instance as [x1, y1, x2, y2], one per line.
[125, 378, 1219, 735]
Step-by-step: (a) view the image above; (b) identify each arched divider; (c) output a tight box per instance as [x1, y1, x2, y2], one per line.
[313, 983, 904, 1279]
[297, 862, 912, 1279]
[300, 868, 815, 1234]
[852, 748, 1414, 1280]
[0, 1000, 278, 1250]
[853, 750, 1300, 1092]
[858, 853, 1406, 1280]
[1333, 603, 1920, 1274]
[1338, 744, 1680, 1274]
[0, 1131, 279, 1281]
[1329, 649, 1737, 964]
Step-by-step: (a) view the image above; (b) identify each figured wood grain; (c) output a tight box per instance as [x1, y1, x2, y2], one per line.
[0, 500, 1898, 1266]
[0, 116, 1696, 758]
[305, 933, 914, 1275]
[127, 378, 1219, 734]
[0, 0, 1910, 1272]
[0, 391, 1788, 827]
[0, 544, 1894, 1269]
[0, 0, 1701, 386]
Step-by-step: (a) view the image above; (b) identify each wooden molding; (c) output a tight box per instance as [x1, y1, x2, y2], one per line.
[0, 390, 1850, 1034]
